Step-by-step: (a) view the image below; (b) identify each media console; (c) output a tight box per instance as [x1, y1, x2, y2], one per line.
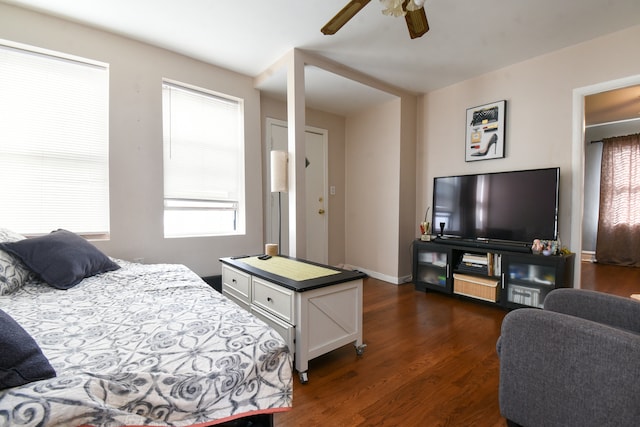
[413, 239, 575, 309]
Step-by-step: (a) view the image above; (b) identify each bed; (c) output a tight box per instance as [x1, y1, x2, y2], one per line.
[0, 229, 293, 427]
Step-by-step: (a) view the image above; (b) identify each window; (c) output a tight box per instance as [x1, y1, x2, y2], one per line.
[162, 81, 245, 237]
[0, 41, 109, 236]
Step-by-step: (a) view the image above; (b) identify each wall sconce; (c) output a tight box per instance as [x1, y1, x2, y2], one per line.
[270, 150, 288, 254]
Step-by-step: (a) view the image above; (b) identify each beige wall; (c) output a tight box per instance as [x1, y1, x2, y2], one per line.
[417, 24, 640, 275]
[259, 96, 347, 266]
[346, 99, 403, 281]
[0, 4, 264, 277]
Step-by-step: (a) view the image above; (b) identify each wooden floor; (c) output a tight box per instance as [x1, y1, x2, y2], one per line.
[274, 261, 639, 427]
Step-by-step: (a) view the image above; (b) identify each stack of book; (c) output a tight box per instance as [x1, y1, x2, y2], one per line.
[458, 253, 489, 275]
[458, 252, 502, 276]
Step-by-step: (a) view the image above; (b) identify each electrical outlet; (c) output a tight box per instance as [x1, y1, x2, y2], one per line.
[330, 186, 336, 195]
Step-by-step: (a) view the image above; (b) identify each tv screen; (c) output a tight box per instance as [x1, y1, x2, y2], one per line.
[432, 167, 559, 245]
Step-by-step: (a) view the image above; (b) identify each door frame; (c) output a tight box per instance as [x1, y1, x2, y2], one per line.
[571, 73, 640, 288]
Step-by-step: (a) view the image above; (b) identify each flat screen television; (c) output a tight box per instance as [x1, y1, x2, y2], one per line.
[432, 167, 559, 248]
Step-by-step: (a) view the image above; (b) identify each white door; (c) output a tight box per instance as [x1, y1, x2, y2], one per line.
[303, 130, 328, 263]
[267, 119, 328, 264]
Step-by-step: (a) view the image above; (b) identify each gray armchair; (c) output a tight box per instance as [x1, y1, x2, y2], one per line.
[497, 288, 640, 427]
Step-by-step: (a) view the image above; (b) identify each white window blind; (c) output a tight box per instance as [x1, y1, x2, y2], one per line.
[162, 81, 245, 237]
[0, 41, 110, 235]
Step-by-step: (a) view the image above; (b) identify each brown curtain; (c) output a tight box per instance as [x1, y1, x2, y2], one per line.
[595, 133, 640, 266]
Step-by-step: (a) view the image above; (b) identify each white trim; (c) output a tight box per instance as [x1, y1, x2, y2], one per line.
[0, 38, 107, 69]
[342, 264, 411, 285]
[585, 116, 640, 129]
[581, 251, 596, 263]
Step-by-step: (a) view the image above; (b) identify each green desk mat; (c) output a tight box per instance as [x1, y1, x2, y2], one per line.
[240, 256, 340, 281]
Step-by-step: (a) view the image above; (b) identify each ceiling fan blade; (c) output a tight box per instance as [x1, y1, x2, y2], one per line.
[321, 0, 371, 35]
[404, 2, 429, 39]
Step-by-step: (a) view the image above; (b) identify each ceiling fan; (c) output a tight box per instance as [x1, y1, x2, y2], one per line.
[321, 0, 429, 39]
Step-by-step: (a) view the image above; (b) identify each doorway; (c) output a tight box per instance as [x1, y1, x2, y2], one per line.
[266, 118, 329, 264]
[572, 74, 640, 285]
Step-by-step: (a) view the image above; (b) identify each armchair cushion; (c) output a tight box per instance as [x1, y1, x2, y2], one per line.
[543, 288, 640, 333]
[497, 289, 640, 427]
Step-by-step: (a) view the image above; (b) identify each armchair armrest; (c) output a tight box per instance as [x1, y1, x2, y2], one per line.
[498, 308, 640, 427]
[544, 288, 640, 333]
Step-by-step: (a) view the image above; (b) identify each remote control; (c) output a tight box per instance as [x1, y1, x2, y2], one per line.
[258, 254, 271, 260]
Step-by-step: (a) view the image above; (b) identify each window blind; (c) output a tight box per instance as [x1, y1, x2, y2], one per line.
[0, 41, 110, 235]
[162, 81, 245, 237]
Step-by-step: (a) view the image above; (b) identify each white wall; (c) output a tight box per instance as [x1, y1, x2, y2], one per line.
[0, 4, 264, 277]
[417, 24, 640, 279]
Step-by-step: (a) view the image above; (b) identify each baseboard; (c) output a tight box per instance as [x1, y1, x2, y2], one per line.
[341, 264, 410, 285]
[581, 251, 596, 263]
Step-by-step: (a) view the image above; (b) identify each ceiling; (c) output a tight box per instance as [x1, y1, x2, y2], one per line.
[4, 0, 640, 118]
[585, 85, 640, 127]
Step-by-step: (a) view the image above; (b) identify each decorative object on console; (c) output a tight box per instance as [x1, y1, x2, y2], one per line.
[465, 100, 506, 161]
[532, 238, 559, 255]
[265, 243, 278, 256]
[420, 206, 431, 240]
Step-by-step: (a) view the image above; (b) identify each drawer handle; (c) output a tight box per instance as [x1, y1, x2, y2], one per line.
[267, 297, 273, 302]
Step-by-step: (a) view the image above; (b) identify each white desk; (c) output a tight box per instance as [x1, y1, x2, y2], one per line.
[220, 256, 366, 383]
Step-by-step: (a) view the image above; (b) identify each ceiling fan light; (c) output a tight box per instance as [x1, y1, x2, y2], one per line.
[405, 4, 429, 38]
[380, 0, 406, 17]
[405, 0, 425, 12]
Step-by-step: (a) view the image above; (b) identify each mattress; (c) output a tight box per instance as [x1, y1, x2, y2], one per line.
[0, 260, 292, 426]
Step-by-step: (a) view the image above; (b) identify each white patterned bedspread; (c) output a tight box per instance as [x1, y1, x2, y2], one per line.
[0, 260, 292, 427]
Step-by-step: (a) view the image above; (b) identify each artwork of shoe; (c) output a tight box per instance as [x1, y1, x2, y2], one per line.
[471, 133, 498, 156]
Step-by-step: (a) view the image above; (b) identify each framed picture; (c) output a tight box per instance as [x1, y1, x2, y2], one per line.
[465, 100, 506, 161]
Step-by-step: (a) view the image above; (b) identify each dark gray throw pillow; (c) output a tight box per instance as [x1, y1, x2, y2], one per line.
[0, 309, 56, 390]
[0, 229, 120, 290]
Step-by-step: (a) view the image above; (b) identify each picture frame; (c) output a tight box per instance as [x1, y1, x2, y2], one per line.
[465, 100, 506, 161]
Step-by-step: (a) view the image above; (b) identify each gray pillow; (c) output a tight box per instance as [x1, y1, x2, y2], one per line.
[0, 228, 36, 295]
[0, 309, 56, 390]
[0, 229, 120, 290]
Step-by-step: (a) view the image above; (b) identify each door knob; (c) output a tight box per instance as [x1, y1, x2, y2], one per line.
[318, 209, 325, 214]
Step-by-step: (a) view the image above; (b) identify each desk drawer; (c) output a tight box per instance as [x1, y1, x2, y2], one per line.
[251, 306, 295, 353]
[222, 265, 251, 303]
[222, 289, 250, 311]
[252, 277, 294, 324]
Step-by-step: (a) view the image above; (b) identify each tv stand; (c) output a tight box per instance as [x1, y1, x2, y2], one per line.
[413, 239, 574, 309]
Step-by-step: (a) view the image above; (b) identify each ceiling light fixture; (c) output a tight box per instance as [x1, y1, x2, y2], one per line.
[322, 0, 429, 39]
[381, 0, 425, 16]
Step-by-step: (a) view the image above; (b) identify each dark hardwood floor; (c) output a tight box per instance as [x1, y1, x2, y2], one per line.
[274, 261, 639, 427]
[580, 261, 640, 297]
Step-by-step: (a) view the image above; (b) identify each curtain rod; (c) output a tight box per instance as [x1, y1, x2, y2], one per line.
[590, 131, 640, 144]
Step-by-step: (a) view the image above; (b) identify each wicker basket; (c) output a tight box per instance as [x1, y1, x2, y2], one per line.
[453, 273, 499, 302]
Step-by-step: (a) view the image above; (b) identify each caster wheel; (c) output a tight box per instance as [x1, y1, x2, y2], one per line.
[355, 343, 367, 356]
[299, 371, 309, 384]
